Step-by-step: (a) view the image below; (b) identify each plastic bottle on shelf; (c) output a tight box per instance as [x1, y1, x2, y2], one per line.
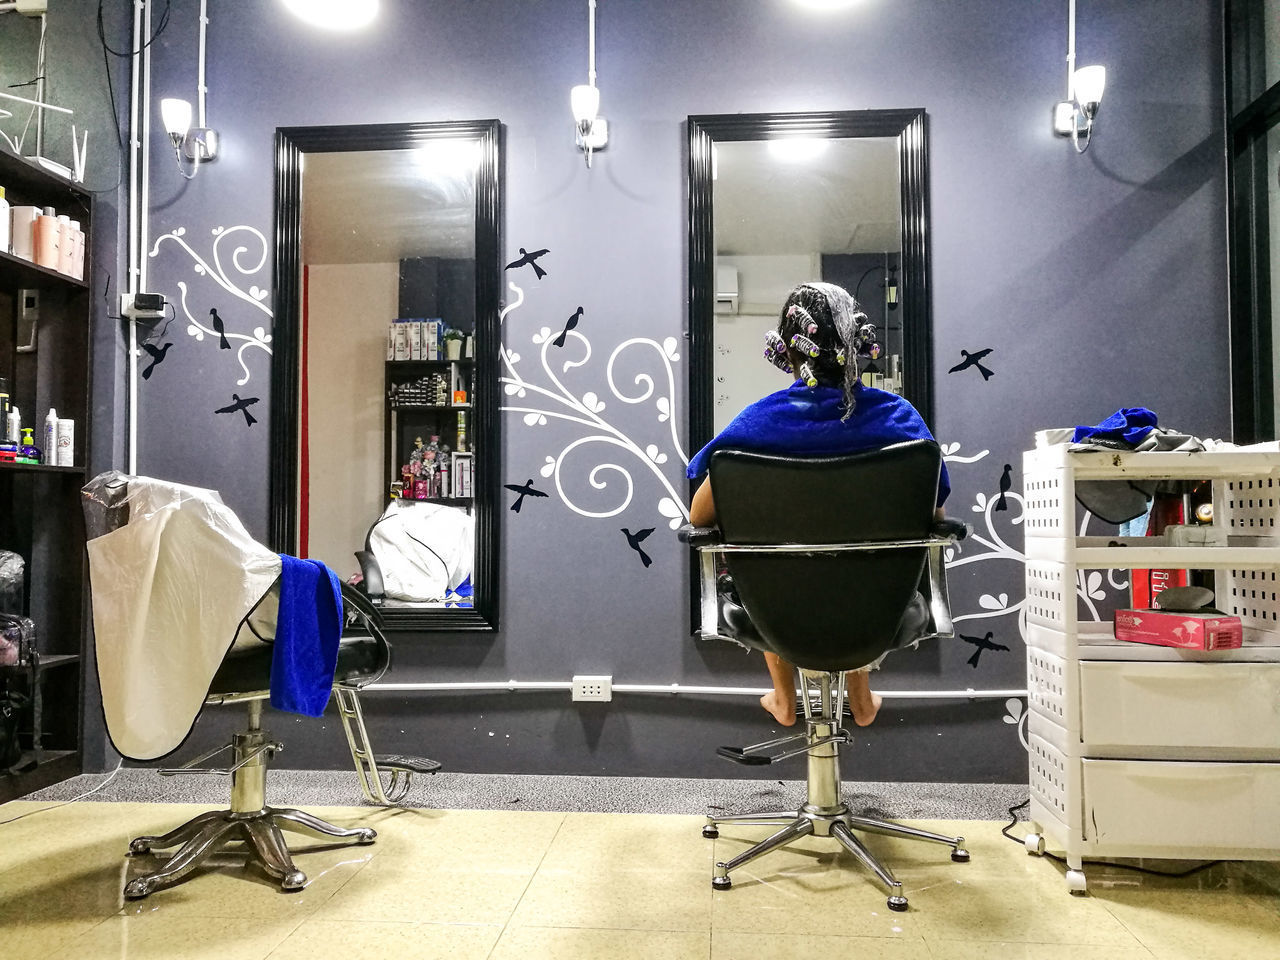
[6, 405, 20, 444]
[33, 207, 59, 269]
[0, 185, 9, 254]
[18, 427, 40, 465]
[43, 408, 57, 465]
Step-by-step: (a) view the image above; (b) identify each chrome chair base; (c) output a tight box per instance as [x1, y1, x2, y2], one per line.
[124, 806, 375, 899]
[703, 806, 967, 910]
[703, 671, 969, 911]
[123, 700, 376, 900]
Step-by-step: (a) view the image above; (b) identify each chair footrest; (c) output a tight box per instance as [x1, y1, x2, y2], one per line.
[716, 746, 773, 766]
[375, 754, 442, 774]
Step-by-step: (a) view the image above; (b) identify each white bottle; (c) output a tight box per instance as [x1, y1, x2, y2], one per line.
[43, 407, 57, 465]
[6, 405, 19, 444]
[0, 185, 9, 254]
[56, 417, 74, 466]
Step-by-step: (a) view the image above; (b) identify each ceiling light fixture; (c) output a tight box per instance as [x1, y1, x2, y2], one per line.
[1052, 0, 1106, 153]
[282, 0, 378, 31]
[571, 0, 608, 168]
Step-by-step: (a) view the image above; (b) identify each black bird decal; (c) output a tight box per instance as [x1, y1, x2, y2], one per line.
[995, 463, 1013, 511]
[960, 632, 1010, 668]
[554, 306, 584, 348]
[621, 527, 655, 567]
[214, 393, 259, 427]
[140, 342, 172, 380]
[504, 247, 550, 280]
[209, 308, 231, 350]
[948, 348, 995, 380]
[504, 479, 549, 513]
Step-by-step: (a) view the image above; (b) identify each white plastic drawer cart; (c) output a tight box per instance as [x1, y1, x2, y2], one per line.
[1021, 444, 1280, 894]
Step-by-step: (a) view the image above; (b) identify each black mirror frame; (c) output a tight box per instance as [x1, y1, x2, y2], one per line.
[270, 119, 502, 632]
[686, 109, 934, 458]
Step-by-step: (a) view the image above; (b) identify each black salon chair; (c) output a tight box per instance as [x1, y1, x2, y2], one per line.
[680, 439, 969, 911]
[81, 474, 440, 900]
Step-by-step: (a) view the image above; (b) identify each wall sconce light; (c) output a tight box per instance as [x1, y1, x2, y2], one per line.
[1053, 0, 1105, 154]
[571, 0, 608, 167]
[161, 97, 218, 179]
[1054, 66, 1106, 153]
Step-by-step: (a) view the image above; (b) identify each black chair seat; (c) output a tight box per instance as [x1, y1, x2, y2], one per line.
[209, 634, 383, 697]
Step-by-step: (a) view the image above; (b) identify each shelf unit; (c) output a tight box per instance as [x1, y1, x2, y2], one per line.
[0, 149, 92, 802]
[385, 357, 475, 503]
[1021, 444, 1280, 893]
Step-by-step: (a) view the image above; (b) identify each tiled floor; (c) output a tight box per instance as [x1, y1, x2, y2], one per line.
[0, 799, 1277, 959]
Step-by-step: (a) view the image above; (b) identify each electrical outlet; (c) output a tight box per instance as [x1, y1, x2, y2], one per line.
[120, 292, 168, 321]
[18, 289, 38, 322]
[571, 675, 612, 702]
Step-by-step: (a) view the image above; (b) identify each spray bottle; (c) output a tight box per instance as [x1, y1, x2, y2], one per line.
[43, 408, 57, 465]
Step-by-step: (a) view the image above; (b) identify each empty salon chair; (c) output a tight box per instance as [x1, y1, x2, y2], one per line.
[81, 473, 439, 899]
[680, 439, 969, 911]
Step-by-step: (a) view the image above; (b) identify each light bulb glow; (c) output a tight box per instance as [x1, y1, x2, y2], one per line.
[1073, 65, 1106, 106]
[414, 139, 481, 174]
[767, 137, 830, 162]
[160, 97, 192, 138]
[570, 84, 600, 125]
[282, 0, 378, 31]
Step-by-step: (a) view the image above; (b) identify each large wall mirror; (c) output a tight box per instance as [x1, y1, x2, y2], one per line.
[687, 110, 932, 454]
[271, 120, 501, 631]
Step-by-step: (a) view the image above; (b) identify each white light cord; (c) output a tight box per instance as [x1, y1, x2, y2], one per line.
[0, 760, 125, 826]
[587, 0, 597, 88]
[197, 0, 208, 128]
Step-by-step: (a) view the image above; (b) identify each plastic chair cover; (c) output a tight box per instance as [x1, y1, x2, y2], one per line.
[82, 472, 282, 760]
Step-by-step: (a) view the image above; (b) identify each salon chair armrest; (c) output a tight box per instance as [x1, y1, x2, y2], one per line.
[932, 518, 970, 542]
[677, 523, 722, 547]
[354, 550, 385, 601]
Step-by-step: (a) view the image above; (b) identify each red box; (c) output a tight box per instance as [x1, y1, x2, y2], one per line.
[1114, 609, 1243, 650]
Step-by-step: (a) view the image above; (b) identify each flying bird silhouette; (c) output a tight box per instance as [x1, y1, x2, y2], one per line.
[209, 308, 231, 349]
[621, 527, 655, 567]
[960, 632, 1010, 668]
[948, 348, 995, 380]
[504, 247, 549, 279]
[554, 306, 584, 348]
[214, 393, 259, 427]
[140, 342, 172, 380]
[995, 463, 1013, 511]
[504, 479, 549, 513]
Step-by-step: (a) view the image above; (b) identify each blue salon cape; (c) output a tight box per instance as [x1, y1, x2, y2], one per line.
[688, 383, 950, 507]
[1071, 407, 1158, 447]
[271, 555, 343, 717]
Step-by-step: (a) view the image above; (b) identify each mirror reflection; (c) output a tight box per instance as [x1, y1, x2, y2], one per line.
[711, 137, 902, 432]
[298, 142, 480, 609]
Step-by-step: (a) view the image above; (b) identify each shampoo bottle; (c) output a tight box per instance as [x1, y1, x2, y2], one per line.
[33, 207, 59, 269]
[6, 405, 20, 444]
[0, 186, 9, 254]
[43, 408, 57, 465]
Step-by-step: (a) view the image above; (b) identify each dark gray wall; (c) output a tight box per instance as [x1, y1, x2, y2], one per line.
[3, 2, 133, 772]
[108, 0, 1227, 782]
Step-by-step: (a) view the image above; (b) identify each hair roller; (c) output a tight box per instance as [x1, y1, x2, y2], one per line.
[786, 303, 815, 331]
[789, 333, 820, 357]
[763, 330, 792, 372]
[798, 361, 819, 388]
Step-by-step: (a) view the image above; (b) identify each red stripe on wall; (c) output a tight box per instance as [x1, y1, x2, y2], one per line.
[299, 265, 310, 558]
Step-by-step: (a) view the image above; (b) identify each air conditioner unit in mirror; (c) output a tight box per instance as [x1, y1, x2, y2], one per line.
[714, 266, 739, 314]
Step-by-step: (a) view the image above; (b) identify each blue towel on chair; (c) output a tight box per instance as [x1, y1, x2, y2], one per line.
[687, 383, 950, 507]
[271, 555, 343, 717]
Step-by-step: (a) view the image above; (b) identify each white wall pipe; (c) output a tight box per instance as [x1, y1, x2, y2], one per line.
[127, 0, 145, 475]
[587, 0, 597, 88]
[367, 680, 1027, 701]
[197, 0, 208, 127]
[1066, 0, 1076, 99]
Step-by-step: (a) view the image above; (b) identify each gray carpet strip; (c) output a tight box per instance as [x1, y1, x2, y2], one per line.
[21, 768, 1029, 820]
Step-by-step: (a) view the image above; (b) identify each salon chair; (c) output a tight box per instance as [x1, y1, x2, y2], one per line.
[82, 474, 439, 900]
[680, 439, 969, 911]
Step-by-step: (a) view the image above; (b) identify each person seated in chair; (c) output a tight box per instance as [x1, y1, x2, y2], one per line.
[687, 281, 949, 729]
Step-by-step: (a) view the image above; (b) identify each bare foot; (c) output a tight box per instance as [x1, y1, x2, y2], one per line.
[760, 690, 797, 726]
[852, 691, 883, 727]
